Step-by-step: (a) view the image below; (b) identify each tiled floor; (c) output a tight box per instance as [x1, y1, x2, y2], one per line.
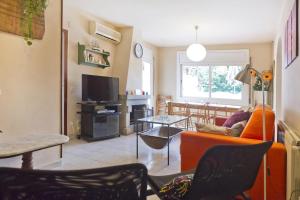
[45, 133, 182, 200]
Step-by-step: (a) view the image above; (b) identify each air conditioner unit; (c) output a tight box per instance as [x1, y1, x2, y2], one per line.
[89, 21, 121, 44]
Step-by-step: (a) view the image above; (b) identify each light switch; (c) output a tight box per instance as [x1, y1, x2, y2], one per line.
[0, 89, 2, 96]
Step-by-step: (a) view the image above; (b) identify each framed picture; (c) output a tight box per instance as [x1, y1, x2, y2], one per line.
[285, 0, 298, 68]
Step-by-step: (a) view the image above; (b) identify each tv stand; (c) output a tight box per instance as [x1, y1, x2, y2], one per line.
[78, 102, 121, 141]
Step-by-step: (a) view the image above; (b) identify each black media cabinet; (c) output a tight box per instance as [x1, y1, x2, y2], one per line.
[78, 102, 121, 141]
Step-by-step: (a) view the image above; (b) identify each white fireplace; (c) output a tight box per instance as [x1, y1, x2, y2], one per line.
[119, 95, 152, 135]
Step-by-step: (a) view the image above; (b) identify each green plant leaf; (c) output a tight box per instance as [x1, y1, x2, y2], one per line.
[21, 0, 48, 46]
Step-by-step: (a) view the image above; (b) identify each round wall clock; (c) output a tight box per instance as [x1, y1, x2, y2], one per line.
[134, 43, 143, 58]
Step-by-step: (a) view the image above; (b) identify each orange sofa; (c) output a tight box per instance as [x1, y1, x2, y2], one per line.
[180, 106, 286, 200]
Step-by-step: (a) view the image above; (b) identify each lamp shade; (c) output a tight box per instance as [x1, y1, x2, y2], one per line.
[186, 43, 207, 62]
[234, 64, 251, 85]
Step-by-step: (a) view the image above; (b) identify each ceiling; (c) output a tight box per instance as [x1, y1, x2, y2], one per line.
[64, 0, 286, 47]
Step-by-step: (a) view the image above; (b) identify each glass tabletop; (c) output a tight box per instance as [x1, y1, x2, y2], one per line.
[137, 115, 188, 125]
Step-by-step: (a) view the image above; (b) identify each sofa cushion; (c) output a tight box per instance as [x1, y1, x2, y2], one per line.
[230, 120, 247, 137]
[159, 174, 193, 200]
[195, 123, 230, 136]
[223, 111, 251, 128]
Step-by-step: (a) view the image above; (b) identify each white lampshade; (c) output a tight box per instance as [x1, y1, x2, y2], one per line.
[186, 43, 207, 62]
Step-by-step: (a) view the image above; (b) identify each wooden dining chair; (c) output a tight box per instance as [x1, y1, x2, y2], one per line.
[188, 104, 208, 130]
[168, 102, 190, 129]
[156, 95, 172, 115]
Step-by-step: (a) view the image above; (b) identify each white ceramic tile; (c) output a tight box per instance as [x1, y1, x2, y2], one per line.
[44, 134, 181, 175]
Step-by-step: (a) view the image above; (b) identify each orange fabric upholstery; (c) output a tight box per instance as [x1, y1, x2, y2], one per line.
[180, 107, 286, 200]
[240, 106, 275, 140]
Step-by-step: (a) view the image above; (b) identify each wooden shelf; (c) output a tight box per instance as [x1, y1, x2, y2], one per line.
[85, 48, 110, 56]
[80, 61, 110, 68]
[78, 43, 110, 68]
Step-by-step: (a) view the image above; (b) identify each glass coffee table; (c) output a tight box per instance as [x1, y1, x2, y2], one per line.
[135, 115, 189, 165]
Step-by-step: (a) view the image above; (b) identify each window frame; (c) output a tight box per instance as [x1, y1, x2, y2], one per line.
[176, 50, 250, 106]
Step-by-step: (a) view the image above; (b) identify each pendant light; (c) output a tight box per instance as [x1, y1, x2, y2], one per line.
[186, 25, 207, 62]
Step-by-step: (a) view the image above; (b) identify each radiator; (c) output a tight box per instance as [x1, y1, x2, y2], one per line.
[282, 122, 300, 200]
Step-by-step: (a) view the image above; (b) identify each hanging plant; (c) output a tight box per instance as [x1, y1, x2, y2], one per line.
[21, 0, 48, 46]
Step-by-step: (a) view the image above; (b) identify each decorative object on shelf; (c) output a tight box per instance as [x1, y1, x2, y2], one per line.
[186, 25, 207, 62]
[0, 0, 46, 45]
[78, 43, 110, 68]
[90, 39, 100, 50]
[284, 0, 298, 68]
[234, 64, 273, 200]
[134, 43, 143, 58]
[21, 0, 48, 46]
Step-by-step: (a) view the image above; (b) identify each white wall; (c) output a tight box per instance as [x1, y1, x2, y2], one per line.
[274, 0, 300, 132]
[0, 0, 62, 167]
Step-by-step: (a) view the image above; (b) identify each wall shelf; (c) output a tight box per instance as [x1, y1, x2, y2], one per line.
[78, 43, 110, 68]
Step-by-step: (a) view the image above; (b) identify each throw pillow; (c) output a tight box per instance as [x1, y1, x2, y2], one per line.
[223, 111, 251, 128]
[229, 120, 247, 137]
[195, 123, 231, 136]
[159, 174, 193, 200]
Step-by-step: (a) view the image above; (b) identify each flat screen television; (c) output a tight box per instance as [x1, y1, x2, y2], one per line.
[82, 74, 119, 103]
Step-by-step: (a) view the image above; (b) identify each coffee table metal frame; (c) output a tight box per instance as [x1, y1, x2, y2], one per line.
[135, 115, 189, 165]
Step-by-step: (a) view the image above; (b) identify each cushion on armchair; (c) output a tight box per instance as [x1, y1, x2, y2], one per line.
[223, 111, 251, 128]
[195, 121, 247, 137]
[195, 123, 230, 135]
[230, 120, 247, 137]
[159, 174, 194, 200]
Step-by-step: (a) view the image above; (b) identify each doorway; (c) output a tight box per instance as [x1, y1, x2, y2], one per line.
[142, 48, 154, 107]
[62, 29, 68, 135]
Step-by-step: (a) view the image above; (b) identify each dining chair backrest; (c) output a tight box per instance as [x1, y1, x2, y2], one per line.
[185, 141, 273, 200]
[0, 163, 148, 200]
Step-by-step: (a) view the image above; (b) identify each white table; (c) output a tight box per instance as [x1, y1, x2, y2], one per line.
[0, 133, 69, 169]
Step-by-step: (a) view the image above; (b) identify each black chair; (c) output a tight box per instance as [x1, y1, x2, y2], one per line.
[0, 163, 148, 200]
[148, 141, 273, 200]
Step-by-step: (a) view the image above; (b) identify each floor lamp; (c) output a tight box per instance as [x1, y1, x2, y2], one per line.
[235, 64, 272, 200]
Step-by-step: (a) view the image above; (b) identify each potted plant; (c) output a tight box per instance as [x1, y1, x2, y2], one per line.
[21, 0, 48, 46]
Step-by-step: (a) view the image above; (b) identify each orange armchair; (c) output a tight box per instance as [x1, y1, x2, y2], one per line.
[180, 106, 286, 200]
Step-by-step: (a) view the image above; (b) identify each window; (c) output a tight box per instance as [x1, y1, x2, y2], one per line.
[182, 65, 210, 98]
[180, 65, 247, 105]
[211, 66, 243, 100]
[177, 50, 249, 106]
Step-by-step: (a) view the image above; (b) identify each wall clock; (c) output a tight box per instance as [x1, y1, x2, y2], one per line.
[134, 43, 143, 58]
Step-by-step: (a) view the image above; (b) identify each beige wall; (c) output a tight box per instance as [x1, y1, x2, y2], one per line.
[63, 6, 159, 136]
[157, 43, 274, 101]
[113, 27, 133, 94]
[274, 0, 300, 133]
[126, 28, 159, 106]
[63, 5, 117, 136]
[0, 0, 62, 167]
